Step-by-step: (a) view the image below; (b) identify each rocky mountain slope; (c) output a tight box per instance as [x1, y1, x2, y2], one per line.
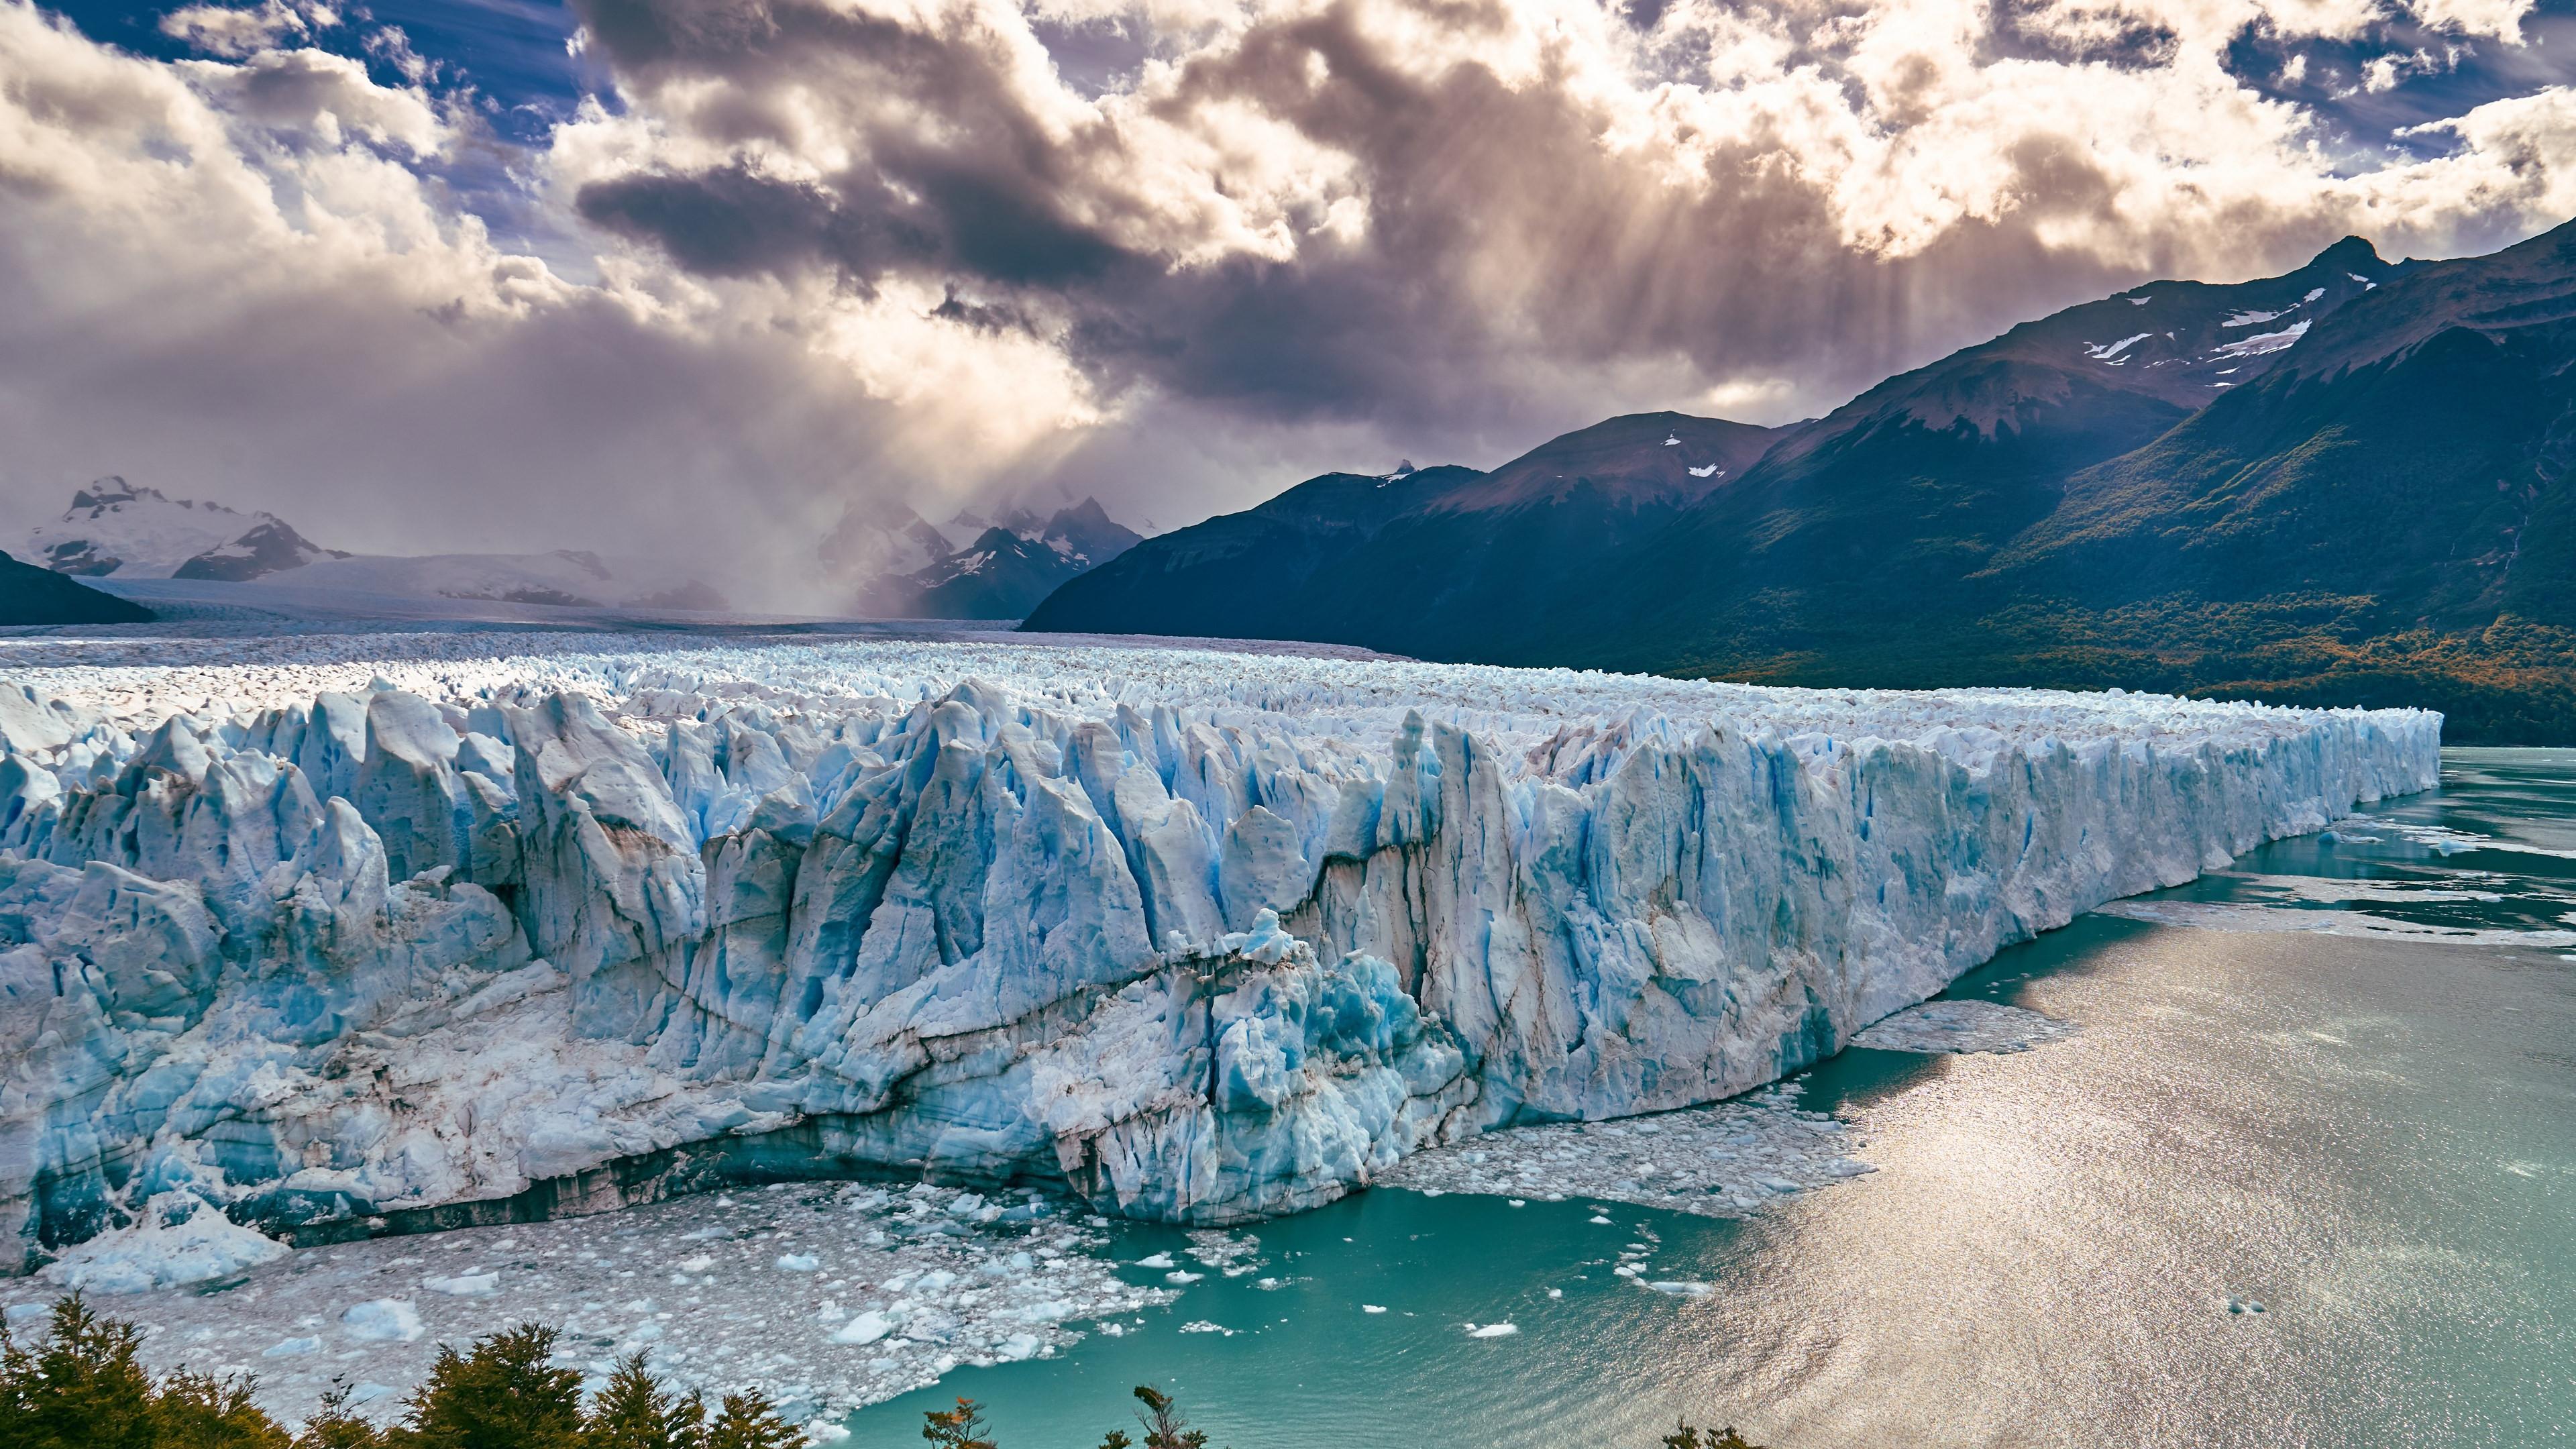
[0, 551, 154, 625]
[1030, 231, 2576, 741]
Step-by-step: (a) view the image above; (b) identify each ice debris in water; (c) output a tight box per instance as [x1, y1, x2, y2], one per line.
[1381, 1085, 1873, 1219]
[0, 1181, 1165, 1427]
[1465, 1322, 1519, 1338]
[340, 1299, 422, 1342]
[1848, 1000, 2078, 1055]
[0, 628, 2436, 1256]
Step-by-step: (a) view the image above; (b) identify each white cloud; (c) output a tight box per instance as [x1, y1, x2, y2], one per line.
[159, 0, 339, 58]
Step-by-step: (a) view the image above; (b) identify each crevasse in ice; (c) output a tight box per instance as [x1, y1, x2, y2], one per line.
[0, 635, 2440, 1269]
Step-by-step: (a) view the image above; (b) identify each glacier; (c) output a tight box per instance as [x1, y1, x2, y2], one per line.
[0, 630, 2439, 1274]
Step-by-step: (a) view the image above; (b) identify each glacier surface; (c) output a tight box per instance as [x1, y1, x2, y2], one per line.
[0, 630, 2438, 1270]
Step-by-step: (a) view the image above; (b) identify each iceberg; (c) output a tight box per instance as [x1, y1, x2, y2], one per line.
[0, 633, 2438, 1269]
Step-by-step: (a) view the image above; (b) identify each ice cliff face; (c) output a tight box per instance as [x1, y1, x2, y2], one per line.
[0, 635, 2440, 1269]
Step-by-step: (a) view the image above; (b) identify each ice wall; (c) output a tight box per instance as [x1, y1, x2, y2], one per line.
[0, 636, 2440, 1267]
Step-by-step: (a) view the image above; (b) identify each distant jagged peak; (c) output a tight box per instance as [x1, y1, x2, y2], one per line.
[64, 476, 245, 521]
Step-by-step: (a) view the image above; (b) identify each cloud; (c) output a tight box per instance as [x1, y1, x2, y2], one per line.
[4, 0, 2576, 608]
[158, 0, 339, 58]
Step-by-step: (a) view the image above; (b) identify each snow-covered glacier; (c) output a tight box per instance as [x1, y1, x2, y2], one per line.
[0, 631, 2439, 1273]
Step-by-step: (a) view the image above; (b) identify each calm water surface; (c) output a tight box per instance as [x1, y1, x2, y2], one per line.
[845, 749, 2576, 1448]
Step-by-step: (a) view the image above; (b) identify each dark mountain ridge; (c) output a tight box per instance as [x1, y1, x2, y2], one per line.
[860, 496, 1143, 619]
[1026, 226, 2576, 742]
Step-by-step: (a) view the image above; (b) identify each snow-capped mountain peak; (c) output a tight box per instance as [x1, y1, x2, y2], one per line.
[16, 476, 336, 580]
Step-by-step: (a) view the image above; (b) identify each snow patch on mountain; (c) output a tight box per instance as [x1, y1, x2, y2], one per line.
[2210, 319, 2314, 359]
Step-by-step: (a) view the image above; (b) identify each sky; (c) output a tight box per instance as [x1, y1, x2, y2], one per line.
[7, 0, 2576, 606]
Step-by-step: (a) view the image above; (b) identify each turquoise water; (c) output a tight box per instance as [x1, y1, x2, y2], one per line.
[845, 749, 2576, 1448]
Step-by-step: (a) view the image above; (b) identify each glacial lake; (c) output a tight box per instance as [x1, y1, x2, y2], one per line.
[843, 748, 2576, 1448]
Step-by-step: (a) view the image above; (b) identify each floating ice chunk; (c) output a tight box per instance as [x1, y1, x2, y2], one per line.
[1134, 1253, 1175, 1269]
[1465, 1322, 1519, 1338]
[676, 1255, 715, 1274]
[1662, 436, 1680, 445]
[1507, 1199, 1526, 1207]
[1177, 1321, 1231, 1335]
[1851, 999, 2077, 1055]
[341, 1299, 423, 1342]
[1647, 1281, 1712, 1297]
[1362, 1304, 1387, 1313]
[424, 1273, 500, 1297]
[808, 1424, 853, 1444]
[1687, 465, 1718, 478]
[832, 1311, 893, 1346]
[262, 1336, 321, 1356]
[1546, 1288, 1563, 1299]
[777, 1254, 820, 1272]
[1165, 1271, 1205, 1284]
[994, 1334, 1042, 1360]
[1588, 1216, 1613, 1225]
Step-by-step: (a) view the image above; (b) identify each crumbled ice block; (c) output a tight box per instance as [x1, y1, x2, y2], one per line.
[1850, 1000, 2077, 1055]
[0, 631, 2436, 1255]
[776, 1254, 820, 1272]
[341, 1299, 422, 1342]
[1466, 1322, 1519, 1338]
[1134, 1253, 1175, 1269]
[1362, 1303, 1387, 1313]
[38, 1195, 287, 1293]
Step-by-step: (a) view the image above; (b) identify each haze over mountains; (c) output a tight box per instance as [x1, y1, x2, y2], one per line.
[1029, 223, 2576, 743]
[3, 473, 1146, 625]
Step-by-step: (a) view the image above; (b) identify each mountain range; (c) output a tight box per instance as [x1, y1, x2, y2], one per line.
[1026, 225, 2576, 743]
[3, 478, 737, 616]
[826, 497, 1143, 619]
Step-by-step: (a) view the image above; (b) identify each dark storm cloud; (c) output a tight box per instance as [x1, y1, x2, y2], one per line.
[552, 0, 2196, 434]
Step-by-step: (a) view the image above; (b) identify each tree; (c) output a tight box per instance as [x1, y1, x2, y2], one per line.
[920, 1398, 997, 1449]
[294, 1384, 390, 1449]
[1662, 1424, 1764, 1449]
[145, 1368, 293, 1449]
[580, 1355, 703, 1449]
[388, 1324, 584, 1449]
[702, 1391, 803, 1449]
[0, 1294, 159, 1449]
[1128, 1387, 1207, 1449]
